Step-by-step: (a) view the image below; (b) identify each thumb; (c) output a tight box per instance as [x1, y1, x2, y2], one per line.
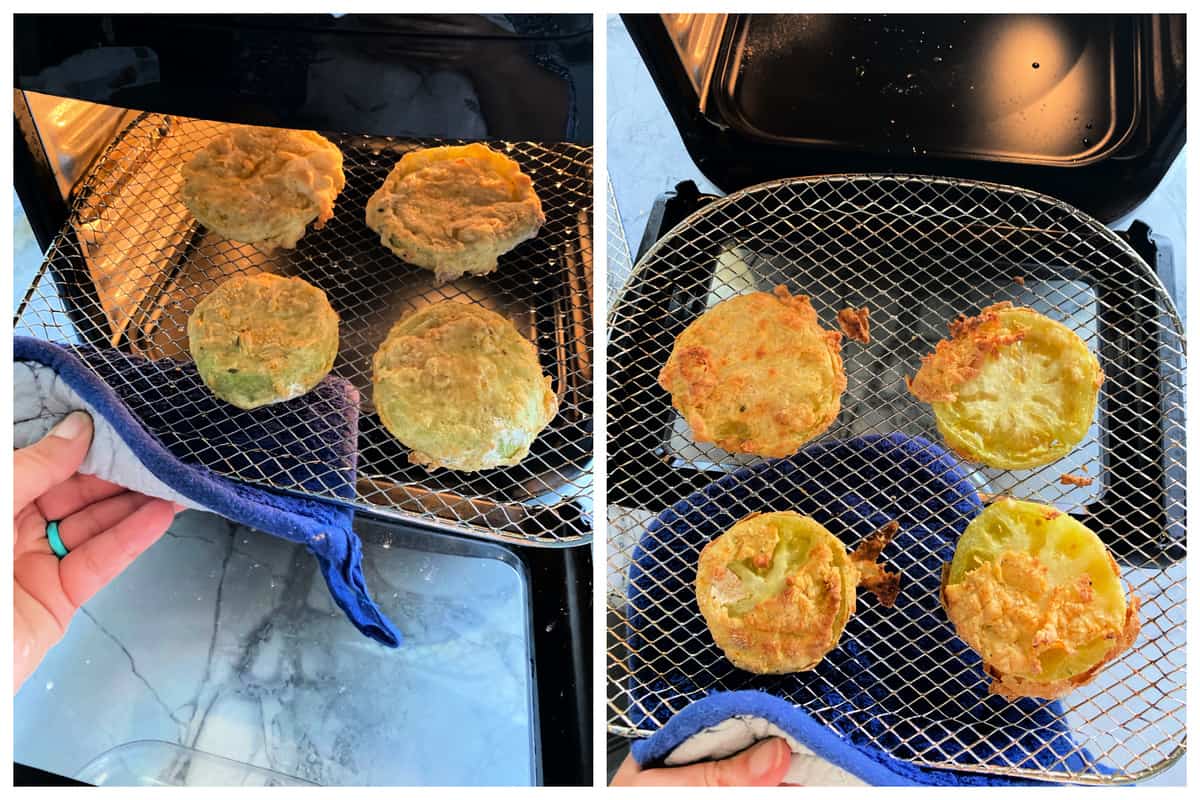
[637, 737, 792, 786]
[13, 411, 94, 512]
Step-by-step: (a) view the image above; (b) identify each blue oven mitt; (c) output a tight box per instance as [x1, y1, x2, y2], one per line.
[14, 337, 400, 648]
[625, 433, 1112, 785]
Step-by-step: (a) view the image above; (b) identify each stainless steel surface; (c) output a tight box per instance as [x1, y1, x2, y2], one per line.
[660, 13, 728, 113]
[606, 174, 1186, 783]
[14, 112, 593, 547]
[606, 174, 633, 306]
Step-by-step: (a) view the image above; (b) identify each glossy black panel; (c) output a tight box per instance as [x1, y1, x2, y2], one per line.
[623, 13, 1184, 221]
[720, 14, 1136, 165]
[14, 14, 592, 142]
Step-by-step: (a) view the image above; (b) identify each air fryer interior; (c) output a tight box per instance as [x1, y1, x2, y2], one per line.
[15, 111, 594, 546]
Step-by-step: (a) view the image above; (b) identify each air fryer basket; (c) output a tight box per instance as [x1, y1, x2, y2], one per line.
[606, 174, 1185, 783]
[14, 112, 593, 546]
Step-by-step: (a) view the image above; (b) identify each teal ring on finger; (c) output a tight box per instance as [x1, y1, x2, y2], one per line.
[46, 520, 69, 559]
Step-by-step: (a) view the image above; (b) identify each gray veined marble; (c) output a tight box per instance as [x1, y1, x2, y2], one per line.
[14, 510, 536, 786]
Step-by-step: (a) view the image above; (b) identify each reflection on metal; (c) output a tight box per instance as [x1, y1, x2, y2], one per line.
[659, 13, 727, 113]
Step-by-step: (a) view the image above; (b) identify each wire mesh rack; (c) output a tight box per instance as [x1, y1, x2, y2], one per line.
[606, 173, 634, 307]
[605, 174, 1186, 783]
[15, 112, 593, 547]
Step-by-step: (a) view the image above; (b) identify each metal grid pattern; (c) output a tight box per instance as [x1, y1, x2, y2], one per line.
[606, 174, 1186, 783]
[606, 173, 633, 307]
[15, 113, 593, 547]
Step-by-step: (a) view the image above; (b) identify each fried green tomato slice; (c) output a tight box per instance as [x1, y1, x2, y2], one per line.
[181, 125, 345, 250]
[942, 498, 1140, 699]
[188, 273, 339, 410]
[658, 286, 846, 457]
[365, 143, 545, 283]
[908, 303, 1103, 469]
[695, 511, 899, 674]
[372, 302, 558, 472]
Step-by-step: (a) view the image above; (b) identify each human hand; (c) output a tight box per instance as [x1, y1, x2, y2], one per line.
[13, 411, 178, 692]
[611, 737, 792, 786]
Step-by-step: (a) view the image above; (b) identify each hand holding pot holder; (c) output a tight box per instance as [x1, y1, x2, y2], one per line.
[625, 433, 1112, 785]
[14, 337, 400, 647]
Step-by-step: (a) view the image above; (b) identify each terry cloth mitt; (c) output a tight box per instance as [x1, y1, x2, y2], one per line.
[14, 336, 400, 648]
[625, 432, 1112, 785]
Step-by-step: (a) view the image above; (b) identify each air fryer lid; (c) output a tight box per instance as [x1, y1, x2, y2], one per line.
[625, 13, 1185, 222]
[721, 15, 1135, 165]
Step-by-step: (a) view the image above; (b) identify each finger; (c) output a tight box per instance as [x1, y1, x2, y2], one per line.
[59, 498, 175, 610]
[14, 551, 77, 630]
[58, 492, 157, 550]
[34, 473, 128, 523]
[14, 501, 48, 550]
[628, 738, 792, 787]
[13, 412, 94, 511]
[610, 752, 645, 786]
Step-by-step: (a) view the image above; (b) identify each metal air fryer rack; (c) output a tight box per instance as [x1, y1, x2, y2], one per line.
[14, 112, 593, 547]
[606, 174, 1185, 783]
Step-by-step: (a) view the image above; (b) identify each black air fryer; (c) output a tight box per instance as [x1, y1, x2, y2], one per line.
[607, 13, 1184, 785]
[15, 13, 592, 787]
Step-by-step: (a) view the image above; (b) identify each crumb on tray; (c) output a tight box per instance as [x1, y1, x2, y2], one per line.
[837, 306, 871, 344]
[1060, 473, 1094, 487]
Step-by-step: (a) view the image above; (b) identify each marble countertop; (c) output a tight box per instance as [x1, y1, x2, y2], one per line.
[15, 511, 536, 786]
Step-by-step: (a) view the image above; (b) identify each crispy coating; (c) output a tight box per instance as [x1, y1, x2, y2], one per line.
[182, 126, 344, 250]
[695, 511, 898, 674]
[372, 302, 557, 472]
[850, 521, 901, 607]
[366, 143, 545, 283]
[188, 273, 339, 409]
[659, 286, 846, 457]
[941, 498, 1140, 699]
[1060, 473, 1094, 487]
[908, 303, 1103, 469]
[837, 306, 871, 344]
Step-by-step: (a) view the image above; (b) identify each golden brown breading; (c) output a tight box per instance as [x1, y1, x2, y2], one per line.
[365, 143, 544, 283]
[1060, 473, 1095, 487]
[941, 498, 1139, 699]
[659, 286, 845, 457]
[188, 273, 339, 409]
[695, 511, 899, 674]
[908, 303, 1103, 469]
[836, 306, 871, 344]
[181, 126, 344, 250]
[372, 301, 557, 472]
[850, 521, 901, 607]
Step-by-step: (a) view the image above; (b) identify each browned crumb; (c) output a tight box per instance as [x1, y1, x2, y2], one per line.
[978, 492, 1008, 504]
[851, 520, 901, 607]
[852, 520, 898, 562]
[837, 306, 871, 344]
[1013, 275, 1026, 287]
[1060, 473, 1094, 487]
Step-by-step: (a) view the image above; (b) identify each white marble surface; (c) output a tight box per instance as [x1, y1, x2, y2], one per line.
[14, 511, 535, 786]
[606, 14, 719, 276]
